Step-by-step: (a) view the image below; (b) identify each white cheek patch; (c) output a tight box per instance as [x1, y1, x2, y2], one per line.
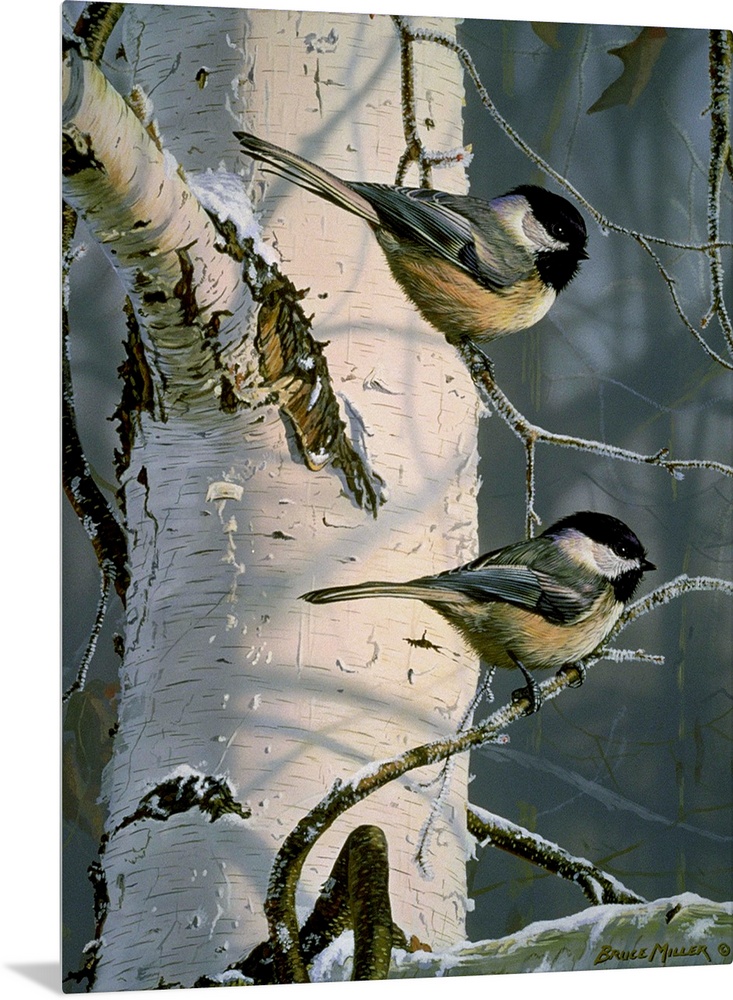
[522, 211, 566, 252]
[557, 530, 638, 579]
[590, 542, 634, 579]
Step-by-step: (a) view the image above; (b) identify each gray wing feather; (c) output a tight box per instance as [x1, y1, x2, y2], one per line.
[416, 565, 592, 625]
[351, 185, 532, 290]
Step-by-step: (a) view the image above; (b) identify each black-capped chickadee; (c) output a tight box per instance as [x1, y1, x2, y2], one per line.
[235, 132, 588, 345]
[301, 511, 654, 712]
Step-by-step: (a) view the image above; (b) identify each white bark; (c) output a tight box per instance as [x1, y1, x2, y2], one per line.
[64, 7, 481, 989]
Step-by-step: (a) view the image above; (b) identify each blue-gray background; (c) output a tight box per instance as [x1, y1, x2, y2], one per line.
[62, 7, 732, 976]
[460, 18, 732, 940]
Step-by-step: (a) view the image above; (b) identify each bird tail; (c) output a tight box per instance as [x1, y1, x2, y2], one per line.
[234, 131, 379, 226]
[300, 580, 460, 605]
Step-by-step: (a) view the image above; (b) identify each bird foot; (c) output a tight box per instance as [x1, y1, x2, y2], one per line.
[510, 657, 542, 714]
[556, 663, 586, 688]
[457, 337, 496, 381]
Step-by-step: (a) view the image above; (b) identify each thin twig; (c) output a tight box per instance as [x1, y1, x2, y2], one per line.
[391, 14, 470, 186]
[62, 565, 113, 703]
[612, 573, 733, 633]
[459, 341, 733, 527]
[393, 14, 430, 186]
[413, 667, 497, 876]
[634, 233, 733, 369]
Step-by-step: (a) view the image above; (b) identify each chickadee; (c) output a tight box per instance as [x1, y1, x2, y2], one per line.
[235, 132, 588, 345]
[301, 511, 654, 712]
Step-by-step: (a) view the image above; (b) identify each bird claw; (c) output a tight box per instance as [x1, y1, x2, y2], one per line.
[510, 656, 542, 715]
[557, 663, 586, 688]
[458, 338, 495, 380]
[511, 683, 542, 715]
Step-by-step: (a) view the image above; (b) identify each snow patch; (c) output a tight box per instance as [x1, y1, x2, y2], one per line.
[189, 168, 278, 266]
[310, 929, 354, 982]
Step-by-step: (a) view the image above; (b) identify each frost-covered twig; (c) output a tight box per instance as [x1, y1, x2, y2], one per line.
[393, 15, 430, 186]
[612, 573, 733, 634]
[467, 805, 645, 905]
[413, 667, 497, 876]
[62, 564, 112, 704]
[705, 30, 733, 350]
[459, 341, 733, 535]
[391, 15, 471, 186]
[635, 233, 732, 369]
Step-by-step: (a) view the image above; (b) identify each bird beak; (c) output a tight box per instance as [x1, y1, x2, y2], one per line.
[642, 558, 656, 571]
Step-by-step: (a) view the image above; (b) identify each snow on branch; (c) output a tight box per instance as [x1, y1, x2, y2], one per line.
[466, 805, 644, 906]
[314, 893, 732, 980]
[102, 768, 251, 850]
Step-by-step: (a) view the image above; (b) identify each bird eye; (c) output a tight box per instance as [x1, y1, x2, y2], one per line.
[550, 223, 566, 240]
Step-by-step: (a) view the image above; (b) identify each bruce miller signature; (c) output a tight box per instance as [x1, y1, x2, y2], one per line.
[594, 940, 731, 966]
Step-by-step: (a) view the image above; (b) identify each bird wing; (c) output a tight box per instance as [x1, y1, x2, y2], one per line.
[417, 564, 594, 625]
[351, 184, 533, 290]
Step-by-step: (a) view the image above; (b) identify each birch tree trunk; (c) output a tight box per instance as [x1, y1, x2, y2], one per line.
[63, 6, 480, 989]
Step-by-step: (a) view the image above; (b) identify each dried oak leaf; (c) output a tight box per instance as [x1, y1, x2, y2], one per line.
[588, 27, 668, 113]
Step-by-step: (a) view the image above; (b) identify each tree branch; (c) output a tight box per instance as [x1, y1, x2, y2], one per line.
[63, 45, 385, 515]
[62, 46, 247, 400]
[466, 805, 645, 905]
[238, 825, 398, 984]
[72, 2, 124, 63]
